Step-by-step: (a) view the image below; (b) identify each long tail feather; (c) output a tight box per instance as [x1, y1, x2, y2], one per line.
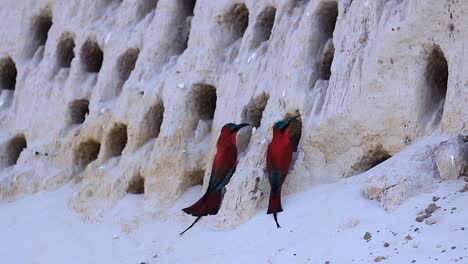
[183, 191, 222, 216]
[273, 213, 281, 228]
[267, 190, 283, 215]
[179, 216, 202, 235]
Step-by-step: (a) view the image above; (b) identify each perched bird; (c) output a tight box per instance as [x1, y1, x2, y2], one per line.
[180, 122, 250, 235]
[266, 115, 301, 228]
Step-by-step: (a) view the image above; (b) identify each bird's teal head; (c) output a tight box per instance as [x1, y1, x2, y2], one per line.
[273, 115, 301, 133]
[225, 123, 250, 133]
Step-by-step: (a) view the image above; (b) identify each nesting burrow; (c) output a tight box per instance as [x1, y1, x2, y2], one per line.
[56, 32, 75, 68]
[68, 99, 89, 125]
[136, 0, 158, 20]
[173, 0, 197, 55]
[316, 1, 338, 80]
[6, 134, 27, 166]
[116, 48, 139, 94]
[81, 39, 104, 73]
[74, 139, 101, 169]
[29, 7, 53, 57]
[192, 83, 217, 121]
[423, 45, 448, 126]
[238, 92, 269, 152]
[242, 92, 269, 128]
[349, 144, 391, 175]
[105, 123, 128, 158]
[0, 57, 17, 91]
[250, 6, 276, 50]
[126, 172, 145, 194]
[219, 3, 249, 48]
[186, 169, 205, 187]
[284, 112, 303, 152]
[139, 99, 164, 146]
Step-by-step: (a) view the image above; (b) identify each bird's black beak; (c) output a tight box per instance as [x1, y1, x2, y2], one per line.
[288, 115, 301, 123]
[234, 123, 250, 131]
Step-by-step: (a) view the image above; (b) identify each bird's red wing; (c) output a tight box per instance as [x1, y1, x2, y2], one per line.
[209, 143, 237, 190]
[266, 139, 293, 184]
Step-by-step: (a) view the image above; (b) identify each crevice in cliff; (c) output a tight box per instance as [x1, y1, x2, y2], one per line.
[174, 0, 197, 55]
[0, 57, 17, 91]
[7, 134, 27, 166]
[250, 6, 276, 50]
[192, 83, 217, 121]
[81, 39, 104, 73]
[238, 92, 269, 153]
[56, 32, 75, 68]
[75, 139, 100, 170]
[316, 1, 338, 81]
[69, 99, 89, 125]
[140, 99, 165, 146]
[127, 172, 145, 194]
[219, 3, 249, 60]
[105, 123, 128, 158]
[187, 169, 205, 187]
[284, 112, 303, 153]
[136, 0, 158, 21]
[423, 45, 448, 127]
[349, 145, 391, 176]
[116, 48, 139, 95]
[29, 7, 53, 58]
[242, 92, 269, 128]
[319, 41, 334, 80]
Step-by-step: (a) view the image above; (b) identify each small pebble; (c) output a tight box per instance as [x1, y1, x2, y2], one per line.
[364, 232, 372, 241]
[425, 217, 437, 225]
[425, 203, 439, 214]
[416, 214, 430, 222]
[432, 196, 440, 202]
[384, 242, 390, 248]
[374, 256, 386, 262]
[452, 246, 456, 249]
[405, 235, 413, 241]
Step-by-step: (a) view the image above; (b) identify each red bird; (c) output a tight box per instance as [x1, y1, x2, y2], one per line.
[266, 115, 300, 228]
[180, 123, 250, 235]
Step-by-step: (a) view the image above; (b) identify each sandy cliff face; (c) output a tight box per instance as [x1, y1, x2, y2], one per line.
[0, 0, 466, 227]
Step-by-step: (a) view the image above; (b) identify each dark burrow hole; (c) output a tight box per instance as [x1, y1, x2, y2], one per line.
[317, 1, 338, 81]
[242, 92, 269, 128]
[284, 112, 303, 152]
[116, 48, 139, 92]
[81, 39, 104, 73]
[106, 123, 128, 158]
[30, 8, 53, 56]
[238, 93, 269, 153]
[317, 1, 338, 39]
[136, 0, 158, 20]
[74, 139, 100, 169]
[350, 145, 392, 175]
[141, 100, 165, 144]
[187, 169, 205, 187]
[251, 6, 276, 49]
[319, 41, 335, 80]
[56, 32, 75, 68]
[222, 3, 249, 45]
[69, 99, 89, 125]
[126, 173, 145, 194]
[424, 45, 448, 125]
[174, 0, 197, 55]
[0, 57, 17, 90]
[6, 134, 27, 166]
[192, 83, 217, 121]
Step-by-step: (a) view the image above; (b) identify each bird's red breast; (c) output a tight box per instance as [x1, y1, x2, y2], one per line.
[267, 127, 293, 182]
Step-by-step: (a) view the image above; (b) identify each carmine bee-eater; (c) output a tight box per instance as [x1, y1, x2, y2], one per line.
[266, 115, 301, 228]
[180, 123, 250, 235]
